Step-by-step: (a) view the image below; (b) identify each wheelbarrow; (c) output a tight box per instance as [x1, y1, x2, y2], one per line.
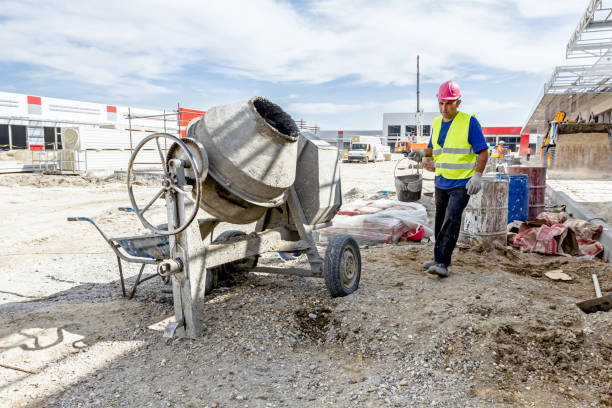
[67, 215, 169, 299]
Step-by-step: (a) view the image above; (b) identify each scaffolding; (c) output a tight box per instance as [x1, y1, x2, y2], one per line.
[524, 0, 612, 132]
[567, 0, 612, 59]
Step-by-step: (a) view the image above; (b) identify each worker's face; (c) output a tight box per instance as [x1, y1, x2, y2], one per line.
[438, 99, 461, 120]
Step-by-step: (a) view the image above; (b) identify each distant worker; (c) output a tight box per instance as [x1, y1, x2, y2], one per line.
[408, 81, 488, 278]
[491, 140, 506, 158]
[526, 147, 532, 161]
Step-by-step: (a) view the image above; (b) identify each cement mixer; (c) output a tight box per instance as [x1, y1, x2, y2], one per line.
[127, 97, 360, 339]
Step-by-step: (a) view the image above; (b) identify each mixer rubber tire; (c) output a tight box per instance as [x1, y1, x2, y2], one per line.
[324, 234, 361, 297]
[210, 230, 259, 281]
[204, 270, 218, 296]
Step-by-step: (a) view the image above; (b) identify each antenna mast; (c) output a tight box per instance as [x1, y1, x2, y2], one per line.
[416, 55, 422, 142]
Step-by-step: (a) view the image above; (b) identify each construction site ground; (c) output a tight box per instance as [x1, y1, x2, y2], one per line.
[1, 162, 612, 408]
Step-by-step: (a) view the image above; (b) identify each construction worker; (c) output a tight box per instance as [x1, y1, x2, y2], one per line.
[491, 140, 505, 158]
[408, 80, 488, 277]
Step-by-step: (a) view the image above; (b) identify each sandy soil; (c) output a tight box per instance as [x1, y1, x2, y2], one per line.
[1, 163, 611, 408]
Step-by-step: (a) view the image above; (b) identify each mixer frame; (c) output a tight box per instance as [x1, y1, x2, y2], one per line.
[128, 133, 360, 339]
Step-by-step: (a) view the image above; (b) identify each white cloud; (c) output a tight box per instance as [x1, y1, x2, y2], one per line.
[289, 102, 377, 115]
[0, 0, 588, 98]
[465, 74, 491, 81]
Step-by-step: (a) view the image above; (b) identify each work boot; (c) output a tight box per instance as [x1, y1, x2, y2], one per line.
[422, 260, 437, 270]
[427, 263, 449, 278]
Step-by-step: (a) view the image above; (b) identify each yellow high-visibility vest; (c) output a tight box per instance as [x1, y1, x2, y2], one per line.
[431, 112, 477, 179]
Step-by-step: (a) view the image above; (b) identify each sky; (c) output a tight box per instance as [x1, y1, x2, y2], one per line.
[0, 0, 591, 130]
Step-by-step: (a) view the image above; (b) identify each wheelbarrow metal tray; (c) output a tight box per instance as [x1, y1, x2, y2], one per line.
[115, 234, 169, 260]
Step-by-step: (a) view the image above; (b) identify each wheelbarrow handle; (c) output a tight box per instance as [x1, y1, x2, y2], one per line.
[66, 216, 111, 242]
[67, 216, 94, 222]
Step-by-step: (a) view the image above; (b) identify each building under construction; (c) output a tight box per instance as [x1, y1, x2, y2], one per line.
[524, 0, 612, 170]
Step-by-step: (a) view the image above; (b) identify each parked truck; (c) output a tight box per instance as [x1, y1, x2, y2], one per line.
[394, 139, 429, 156]
[347, 135, 383, 163]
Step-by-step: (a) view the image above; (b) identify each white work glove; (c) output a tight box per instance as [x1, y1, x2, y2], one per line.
[466, 172, 482, 195]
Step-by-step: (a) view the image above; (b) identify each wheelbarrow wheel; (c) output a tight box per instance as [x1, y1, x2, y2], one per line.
[324, 234, 361, 297]
[209, 230, 259, 284]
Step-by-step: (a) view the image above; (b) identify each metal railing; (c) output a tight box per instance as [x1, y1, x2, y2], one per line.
[32, 149, 87, 174]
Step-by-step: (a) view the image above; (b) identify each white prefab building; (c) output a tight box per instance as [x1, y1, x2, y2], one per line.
[0, 91, 199, 173]
[382, 112, 438, 146]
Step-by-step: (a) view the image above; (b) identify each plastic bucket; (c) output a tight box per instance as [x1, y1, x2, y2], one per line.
[394, 158, 422, 202]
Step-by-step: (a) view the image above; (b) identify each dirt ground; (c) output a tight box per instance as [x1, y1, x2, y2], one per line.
[1, 162, 612, 408]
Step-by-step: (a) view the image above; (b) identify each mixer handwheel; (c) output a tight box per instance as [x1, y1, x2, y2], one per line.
[324, 235, 361, 297]
[127, 133, 203, 236]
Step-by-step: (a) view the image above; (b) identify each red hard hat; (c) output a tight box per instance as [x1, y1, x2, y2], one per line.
[437, 81, 461, 101]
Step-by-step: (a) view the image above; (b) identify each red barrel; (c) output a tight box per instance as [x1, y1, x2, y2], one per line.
[507, 166, 546, 220]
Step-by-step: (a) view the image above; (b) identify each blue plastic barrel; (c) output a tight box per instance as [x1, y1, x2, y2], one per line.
[506, 174, 529, 222]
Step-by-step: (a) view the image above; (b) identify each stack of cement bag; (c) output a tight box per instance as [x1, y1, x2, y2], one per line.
[508, 212, 604, 258]
[319, 199, 433, 245]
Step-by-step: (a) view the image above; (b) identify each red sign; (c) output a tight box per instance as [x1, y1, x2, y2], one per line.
[338, 130, 344, 135]
[179, 108, 206, 138]
[482, 126, 522, 135]
[27, 96, 42, 105]
[106, 105, 117, 113]
[29, 144, 44, 151]
[519, 134, 530, 155]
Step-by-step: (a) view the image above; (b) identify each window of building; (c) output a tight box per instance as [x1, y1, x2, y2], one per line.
[388, 125, 400, 136]
[405, 125, 417, 136]
[423, 125, 431, 136]
[44, 127, 62, 150]
[0, 125, 8, 150]
[10, 125, 27, 149]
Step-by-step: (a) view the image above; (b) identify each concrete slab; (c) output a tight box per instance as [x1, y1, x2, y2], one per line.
[546, 179, 612, 224]
[546, 183, 612, 262]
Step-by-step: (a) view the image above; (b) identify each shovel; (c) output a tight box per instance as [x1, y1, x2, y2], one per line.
[576, 274, 612, 313]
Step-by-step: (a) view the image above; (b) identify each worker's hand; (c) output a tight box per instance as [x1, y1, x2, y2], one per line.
[422, 156, 435, 172]
[466, 172, 483, 195]
[407, 150, 425, 163]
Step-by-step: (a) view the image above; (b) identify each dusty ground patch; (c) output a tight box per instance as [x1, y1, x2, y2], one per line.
[1, 163, 611, 407]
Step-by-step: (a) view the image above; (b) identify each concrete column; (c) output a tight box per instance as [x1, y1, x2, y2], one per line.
[8, 123, 12, 150]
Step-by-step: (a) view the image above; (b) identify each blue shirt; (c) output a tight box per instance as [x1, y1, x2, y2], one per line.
[427, 116, 488, 190]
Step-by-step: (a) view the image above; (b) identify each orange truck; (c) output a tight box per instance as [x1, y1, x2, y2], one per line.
[395, 140, 428, 155]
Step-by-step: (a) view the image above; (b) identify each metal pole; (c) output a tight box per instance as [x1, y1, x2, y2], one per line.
[128, 107, 133, 154]
[163, 109, 167, 155]
[177, 103, 181, 138]
[417, 55, 420, 114]
[8, 122, 12, 150]
[416, 55, 423, 142]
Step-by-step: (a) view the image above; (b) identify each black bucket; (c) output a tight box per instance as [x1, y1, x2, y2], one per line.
[394, 158, 422, 202]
